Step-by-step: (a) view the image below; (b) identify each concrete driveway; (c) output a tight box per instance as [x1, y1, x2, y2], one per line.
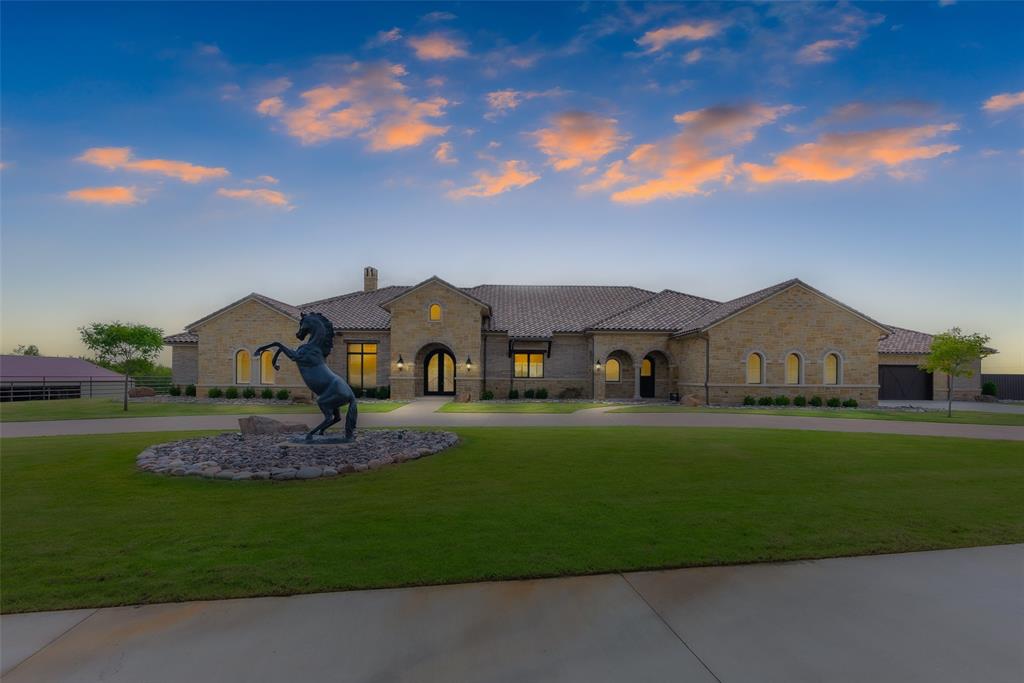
[3, 544, 1021, 682]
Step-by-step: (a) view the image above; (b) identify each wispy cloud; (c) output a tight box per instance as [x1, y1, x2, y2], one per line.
[217, 187, 293, 209]
[448, 160, 539, 199]
[76, 147, 228, 183]
[683, 48, 704, 64]
[796, 38, 857, 64]
[484, 88, 562, 120]
[579, 160, 634, 193]
[796, 10, 883, 64]
[531, 112, 628, 171]
[65, 186, 141, 205]
[637, 20, 724, 53]
[368, 27, 402, 47]
[821, 99, 937, 123]
[255, 175, 279, 184]
[434, 141, 457, 164]
[742, 123, 959, 183]
[422, 11, 456, 22]
[673, 104, 797, 144]
[983, 90, 1024, 113]
[408, 33, 468, 60]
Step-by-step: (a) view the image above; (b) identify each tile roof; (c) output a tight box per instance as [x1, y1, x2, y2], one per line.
[878, 326, 933, 354]
[186, 292, 301, 330]
[590, 289, 720, 331]
[301, 286, 410, 330]
[674, 279, 801, 335]
[0, 355, 125, 380]
[163, 332, 198, 344]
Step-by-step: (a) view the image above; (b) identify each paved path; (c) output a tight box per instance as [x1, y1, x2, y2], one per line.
[3, 544, 1021, 682]
[2, 397, 1022, 440]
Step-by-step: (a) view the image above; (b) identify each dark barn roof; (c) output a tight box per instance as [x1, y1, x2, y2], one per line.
[0, 355, 125, 380]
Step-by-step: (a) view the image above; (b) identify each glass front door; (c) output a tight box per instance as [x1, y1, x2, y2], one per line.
[424, 350, 456, 395]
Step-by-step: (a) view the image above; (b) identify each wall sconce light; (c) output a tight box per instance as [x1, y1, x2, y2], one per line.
[397, 355, 404, 371]
[465, 356, 472, 370]
[594, 360, 602, 371]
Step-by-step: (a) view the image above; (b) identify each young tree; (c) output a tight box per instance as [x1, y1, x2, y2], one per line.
[920, 328, 993, 417]
[79, 322, 164, 411]
[12, 344, 40, 356]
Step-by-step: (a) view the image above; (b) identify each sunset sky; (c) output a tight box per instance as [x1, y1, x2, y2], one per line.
[1, 2, 1022, 371]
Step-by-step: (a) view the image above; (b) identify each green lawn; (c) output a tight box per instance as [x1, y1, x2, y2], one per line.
[2, 427, 1022, 613]
[608, 405, 1024, 426]
[0, 398, 406, 422]
[438, 401, 606, 413]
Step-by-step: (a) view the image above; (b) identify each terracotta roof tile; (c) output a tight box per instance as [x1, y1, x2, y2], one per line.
[591, 290, 720, 331]
[163, 332, 198, 344]
[878, 326, 933, 354]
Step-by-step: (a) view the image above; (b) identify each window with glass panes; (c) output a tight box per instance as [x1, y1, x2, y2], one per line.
[347, 343, 378, 389]
[513, 352, 544, 378]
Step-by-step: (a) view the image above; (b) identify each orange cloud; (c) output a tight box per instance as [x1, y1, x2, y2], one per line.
[408, 33, 467, 60]
[434, 141, 456, 164]
[983, 91, 1024, 113]
[742, 123, 959, 184]
[611, 155, 733, 203]
[447, 160, 539, 199]
[369, 98, 450, 151]
[637, 20, 724, 53]
[796, 38, 857, 64]
[531, 112, 628, 171]
[673, 104, 797, 144]
[683, 48, 703, 64]
[65, 186, 140, 205]
[217, 187, 293, 209]
[256, 175, 279, 184]
[579, 160, 634, 193]
[76, 147, 228, 183]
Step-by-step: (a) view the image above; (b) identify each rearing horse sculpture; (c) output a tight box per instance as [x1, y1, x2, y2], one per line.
[254, 312, 357, 441]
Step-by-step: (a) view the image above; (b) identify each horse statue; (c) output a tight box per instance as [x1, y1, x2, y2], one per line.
[254, 312, 357, 442]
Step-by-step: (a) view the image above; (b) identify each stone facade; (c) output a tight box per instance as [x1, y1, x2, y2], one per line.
[170, 344, 198, 386]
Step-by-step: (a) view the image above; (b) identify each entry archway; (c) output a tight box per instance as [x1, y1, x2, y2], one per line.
[423, 348, 456, 396]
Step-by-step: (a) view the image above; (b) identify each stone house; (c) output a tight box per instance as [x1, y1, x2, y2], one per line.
[164, 267, 980, 405]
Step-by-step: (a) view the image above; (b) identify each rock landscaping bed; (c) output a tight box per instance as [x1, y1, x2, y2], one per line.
[136, 429, 459, 481]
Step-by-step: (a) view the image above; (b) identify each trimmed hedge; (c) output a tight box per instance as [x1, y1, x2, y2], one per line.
[207, 387, 223, 399]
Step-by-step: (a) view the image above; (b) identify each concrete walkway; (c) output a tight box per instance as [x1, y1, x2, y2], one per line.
[3, 544, 1021, 682]
[2, 397, 1022, 440]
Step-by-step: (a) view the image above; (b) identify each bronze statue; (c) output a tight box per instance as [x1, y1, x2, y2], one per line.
[254, 312, 357, 441]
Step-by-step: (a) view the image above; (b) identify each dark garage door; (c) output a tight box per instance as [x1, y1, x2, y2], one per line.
[879, 365, 933, 400]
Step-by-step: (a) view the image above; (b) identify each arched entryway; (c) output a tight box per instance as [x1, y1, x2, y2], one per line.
[423, 348, 456, 396]
[640, 354, 656, 398]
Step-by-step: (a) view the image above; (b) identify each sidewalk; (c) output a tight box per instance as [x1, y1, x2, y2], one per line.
[3, 544, 1021, 682]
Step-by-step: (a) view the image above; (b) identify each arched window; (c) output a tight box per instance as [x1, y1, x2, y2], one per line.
[428, 303, 442, 321]
[786, 353, 802, 385]
[641, 358, 652, 377]
[260, 350, 276, 385]
[824, 353, 841, 385]
[746, 353, 763, 384]
[605, 358, 621, 382]
[235, 350, 251, 384]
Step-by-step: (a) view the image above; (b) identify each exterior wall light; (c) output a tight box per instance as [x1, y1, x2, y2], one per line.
[465, 356, 472, 370]
[397, 355, 404, 371]
[594, 360, 602, 371]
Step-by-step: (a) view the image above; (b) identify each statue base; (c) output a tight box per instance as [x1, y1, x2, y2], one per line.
[285, 434, 354, 445]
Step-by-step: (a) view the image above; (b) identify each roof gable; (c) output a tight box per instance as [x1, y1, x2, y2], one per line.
[379, 276, 491, 313]
[590, 289, 720, 332]
[187, 292, 300, 330]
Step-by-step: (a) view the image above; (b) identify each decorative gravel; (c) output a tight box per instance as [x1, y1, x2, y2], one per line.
[136, 430, 459, 481]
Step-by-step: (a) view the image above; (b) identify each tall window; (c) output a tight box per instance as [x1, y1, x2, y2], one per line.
[605, 358, 621, 382]
[260, 350, 276, 385]
[824, 353, 841, 385]
[641, 358, 652, 377]
[746, 353, 763, 384]
[786, 353, 801, 385]
[428, 303, 442, 321]
[513, 352, 544, 378]
[347, 343, 378, 389]
[235, 350, 251, 384]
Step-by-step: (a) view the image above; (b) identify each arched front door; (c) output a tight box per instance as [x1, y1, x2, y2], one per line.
[640, 355, 656, 398]
[424, 349, 456, 396]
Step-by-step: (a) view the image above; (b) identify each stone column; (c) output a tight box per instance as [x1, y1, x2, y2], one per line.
[633, 355, 641, 400]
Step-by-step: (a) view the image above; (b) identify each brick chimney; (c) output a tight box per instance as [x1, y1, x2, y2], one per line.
[363, 266, 378, 292]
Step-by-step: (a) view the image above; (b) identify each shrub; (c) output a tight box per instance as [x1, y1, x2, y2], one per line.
[363, 388, 377, 399]
[242, 387, 256, 399]
[535, 388, 549, 399]
[982, 381, 997, 397]
[377, 386, 390, 399]
[793, 394, 807, 407]
[275, 389, 290, 401]
[261, 388, 274, 399]
[524, 389, 536, 399]
[827, 397, 841, 408]
[508, 389, 519, 399]
[757, 396, 773, 406]
[742, 395, 756, 406]
[809, 395, 823, 407]
[185, 384, 196, 397]
[168, 385, 182, 396]
[842, 398, 859, 408]
[774, 395, 790, 406]
[225, 386, 239, 399]
[207, 387, 223, 399]
[558, 387, 583, 399]
[481, 390, 494, 400]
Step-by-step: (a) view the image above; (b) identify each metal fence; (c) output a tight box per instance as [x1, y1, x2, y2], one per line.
[981, 374, 1024, 400]
[0, 375, 175, 402]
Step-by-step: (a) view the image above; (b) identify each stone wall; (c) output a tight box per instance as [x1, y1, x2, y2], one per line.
[592, 333, 678, 400]
[170, 344, 198, 386]
[878, 353, 982, 400]
[483, 333, 594, 399]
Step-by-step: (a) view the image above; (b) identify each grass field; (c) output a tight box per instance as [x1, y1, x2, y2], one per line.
[437, 401, 606, 413]
[608, 405, 1024, 426]
[2, 427, 1022, 613]
[0, 398, 406, 422]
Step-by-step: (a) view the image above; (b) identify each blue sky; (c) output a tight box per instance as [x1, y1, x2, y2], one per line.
[2, 2, 1022, 370]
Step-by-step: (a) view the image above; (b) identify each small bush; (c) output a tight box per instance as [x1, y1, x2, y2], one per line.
[225, 386, 239, 399]
[168, 385, 182, 396]
[364, 388, 377, 399]
[826, 397, 841, 408]
[842, 398, 859, 408]
[809, 395, 823, 407]
[535, 388, 549, 399]
[774, 395, 790, 406]
[275, 389, 290, 401]
[524, 389, 536, 399]
[558, 387, 583, 399]
[207, 387, 223, 399]
[377, 386, 390, 399]
[185, 384, 197, 397]
[757, 396, 773, 406]
[242, 387, 256, 399]
[742, 395, 756, 406]
[261, 388, 274, 399]
[982, 381, 997, 397]
[793, 395, 807, 407]
[481, 390, 494, 400]
[508, 389, 519, 399]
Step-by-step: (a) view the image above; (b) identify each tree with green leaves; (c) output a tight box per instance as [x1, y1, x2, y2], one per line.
[79, 322, 164, 411]
[920, 328, 993, 417]
[11, 344, 41, 356]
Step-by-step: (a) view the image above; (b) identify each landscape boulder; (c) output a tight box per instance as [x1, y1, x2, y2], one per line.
[238, 415, 308, 435]
[129, 386, 157, 398]
[680, 394, 703, 407]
